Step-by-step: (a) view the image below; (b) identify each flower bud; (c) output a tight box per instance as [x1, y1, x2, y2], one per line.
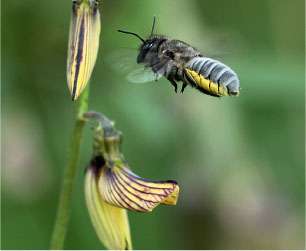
[67, 0, 100, 101]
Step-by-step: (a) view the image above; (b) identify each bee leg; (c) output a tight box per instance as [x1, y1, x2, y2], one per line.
[181, 83, 187, 93]
[155, 73, 159, 81]
[168, 79, 178, 93]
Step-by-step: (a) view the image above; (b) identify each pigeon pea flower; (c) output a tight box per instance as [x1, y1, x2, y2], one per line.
[67, 0, 100, 101]
[83, 112, 179, 250]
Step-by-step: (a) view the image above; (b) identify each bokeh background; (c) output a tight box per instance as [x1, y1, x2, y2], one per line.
[2, 0, 305, 249]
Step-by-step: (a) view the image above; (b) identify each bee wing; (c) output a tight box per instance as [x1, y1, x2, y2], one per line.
[126, 65, 162, 83]
[106, 49, 138, 73]
[106, 49, 163, 84]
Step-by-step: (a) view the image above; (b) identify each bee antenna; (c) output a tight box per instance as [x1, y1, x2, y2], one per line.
[150, 15, 156, 36]
[117, 30, 145, 43]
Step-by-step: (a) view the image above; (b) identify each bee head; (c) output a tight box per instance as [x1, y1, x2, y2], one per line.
[137, 36, 165, 63]
[118, 16, 162, 63]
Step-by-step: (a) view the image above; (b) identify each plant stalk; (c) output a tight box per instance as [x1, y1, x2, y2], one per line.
[50, 84, 90, 250]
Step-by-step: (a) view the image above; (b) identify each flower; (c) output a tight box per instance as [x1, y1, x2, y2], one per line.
[67, 0, 100, 101]
[85, 156, 132, 250]
[84, 112, 179, 250]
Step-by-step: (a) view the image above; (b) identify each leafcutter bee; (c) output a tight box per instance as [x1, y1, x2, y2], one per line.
[118, 16, 240, 97]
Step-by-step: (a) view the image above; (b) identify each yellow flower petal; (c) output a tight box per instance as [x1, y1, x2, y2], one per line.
[85, 160, 132, 250]
[67, 0, 100, 101]
[98, 159, 179, 212]
[84, 112, 180, 249]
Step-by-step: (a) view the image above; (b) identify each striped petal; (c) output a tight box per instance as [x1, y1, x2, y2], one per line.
[84, 112, 180, 249]
[67, 0, 100, 101]
[85, 161, 132, 250]
[98, 161, 179, 212]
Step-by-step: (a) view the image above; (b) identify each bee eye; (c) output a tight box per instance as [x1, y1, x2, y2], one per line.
[143, 41, 154, 50]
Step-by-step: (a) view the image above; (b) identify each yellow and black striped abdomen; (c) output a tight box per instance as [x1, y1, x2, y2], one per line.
[184, 57, 240, 97]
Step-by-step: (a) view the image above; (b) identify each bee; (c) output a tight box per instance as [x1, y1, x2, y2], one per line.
[118, 16, 240, 97]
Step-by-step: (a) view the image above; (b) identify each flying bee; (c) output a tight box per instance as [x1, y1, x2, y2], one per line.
[117, 16, 240, 97]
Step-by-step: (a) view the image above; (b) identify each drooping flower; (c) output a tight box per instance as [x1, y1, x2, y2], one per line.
[67, 0, 100, 101]
[84, 112, 179, 250]
[85, 156, 132, 250]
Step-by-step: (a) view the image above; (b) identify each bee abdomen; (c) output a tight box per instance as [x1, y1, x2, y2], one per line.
[184, 57, 240, 96]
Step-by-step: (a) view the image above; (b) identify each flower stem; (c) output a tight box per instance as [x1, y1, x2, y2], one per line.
[50, 84, 90, 250]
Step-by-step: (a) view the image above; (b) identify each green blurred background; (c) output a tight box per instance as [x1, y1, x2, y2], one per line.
[2, 0, 305, 249]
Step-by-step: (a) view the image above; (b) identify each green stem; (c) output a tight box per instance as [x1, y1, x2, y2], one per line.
[50, 84, 90, 250]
